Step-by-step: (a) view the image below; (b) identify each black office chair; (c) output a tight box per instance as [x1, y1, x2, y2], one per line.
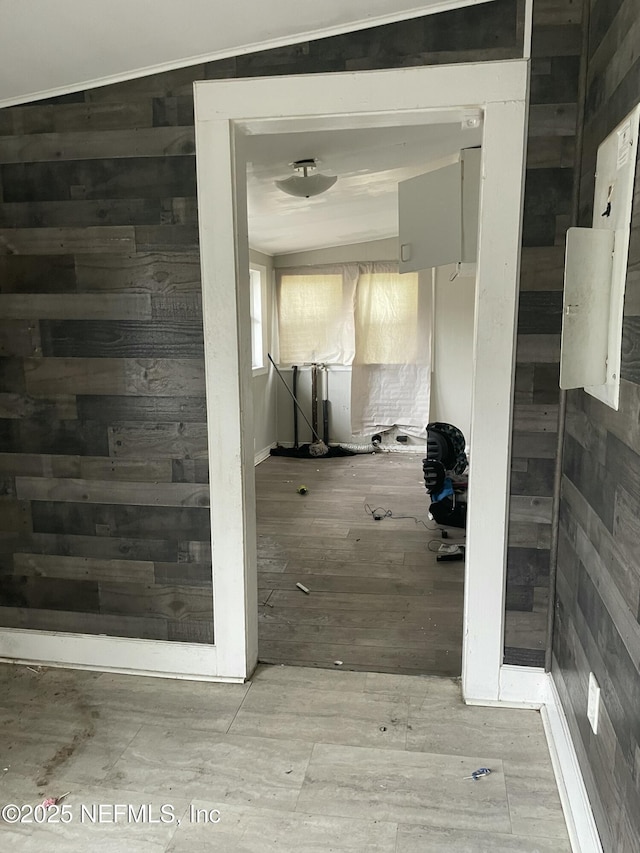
[422, 422, 468, 530]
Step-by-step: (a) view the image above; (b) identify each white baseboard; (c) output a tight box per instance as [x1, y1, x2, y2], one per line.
[465, 665, 602, 853]
[254, 444, 275, 465]
[541, 675, 603, 853]
[0, 628, 244, 683]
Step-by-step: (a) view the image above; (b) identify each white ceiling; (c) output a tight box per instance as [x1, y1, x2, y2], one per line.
[245, 120, 483, 255]
[0, 0, 493, 108]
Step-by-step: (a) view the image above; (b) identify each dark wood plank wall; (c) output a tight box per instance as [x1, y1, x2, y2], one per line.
[0, 68, 214, 644]
[552, 0, 640, 848]
[503, 0, 583, 666]
[0, 3, 526, 645]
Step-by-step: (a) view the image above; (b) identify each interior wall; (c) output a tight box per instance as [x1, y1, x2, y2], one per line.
[552, 0, 640, 847]
[430, 264, 475, 440]
[0, 80, 213, 642]
[249, 249, 277, 459]
[0, 1, 539, 651]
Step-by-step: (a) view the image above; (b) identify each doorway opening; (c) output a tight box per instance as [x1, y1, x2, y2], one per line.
[244, 122, 479, 675]
[194, 60, 528, 702]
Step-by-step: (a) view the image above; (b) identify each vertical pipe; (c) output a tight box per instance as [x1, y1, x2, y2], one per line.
[545, 0, 590, 672]
[292, 365, 299, 448]
[311, 363, 319, 441]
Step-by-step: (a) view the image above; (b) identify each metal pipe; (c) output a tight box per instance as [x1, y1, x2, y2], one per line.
[267, 354, 323, 444]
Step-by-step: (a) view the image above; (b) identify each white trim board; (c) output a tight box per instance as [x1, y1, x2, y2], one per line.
[0, 628, 246, 683]
[194, 60, 529, 694]
[254, 445, 275, 465]
[469, 667, 603, 853]
[541, 676, 604, 853]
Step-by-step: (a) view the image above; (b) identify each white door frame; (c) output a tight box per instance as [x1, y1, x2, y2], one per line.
[194, 59, 535, 701]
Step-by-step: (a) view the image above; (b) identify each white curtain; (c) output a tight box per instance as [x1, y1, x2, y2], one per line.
[276, 265, 358, 365]
[350, 262, 432, 437]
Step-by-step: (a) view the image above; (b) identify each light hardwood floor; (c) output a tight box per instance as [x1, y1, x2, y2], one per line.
[255, 452, 465, 676]
[0, 662, 571, 852]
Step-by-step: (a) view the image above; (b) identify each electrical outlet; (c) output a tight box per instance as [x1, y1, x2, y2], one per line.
[587, 672, 600, 734]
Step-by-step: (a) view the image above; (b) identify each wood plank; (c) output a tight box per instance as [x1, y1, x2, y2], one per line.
[0, 320, 41, 357]
[0, 198, 164, 229]
[512, 403, 559, 431]
[1, 575, 99, 612]
[509, 495, 553, 523]
[151, 294, 202, 321]
[0, 499, 32, 533]
[0, 393, 77, 420]
[0, 452, 76, 478]
[40, 319, 204, 358]
[75, 253, 201, 294]
[134, 225, 199, 252]
[30, 501, 210, 540]
[76, 395, 207, 423]
[154, 561, 212, 586]
[26, 532, 178, 563]
[0, 293, 151, 320]
[528, 103, 577, 136]
[511, 431, 558, 458]
[15, 477, 210, 508]
[84, 66, 205, 102]
[166, 620, 213, 643]
[0, 254, 76, 293]
[0, 128, 195, 164]
[3, 100, 154, 135]
[98, 581, 212, 620]
[0, 605, 169, 640]
[516, 334, 561, 363]
[78, 457, 173, 483]
[24, 358, 206, 396]
[519, 246, 566, 290]
[108, 423, 208, 459]
[0, 227, 136, 255]
[13, 552, 155, 583]
[1, 157, 197, 203]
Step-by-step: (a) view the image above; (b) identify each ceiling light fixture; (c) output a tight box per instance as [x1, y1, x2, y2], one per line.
[275, 159, 337, 198]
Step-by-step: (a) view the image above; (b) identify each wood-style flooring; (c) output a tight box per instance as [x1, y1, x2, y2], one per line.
[255, 452, 464, 676]
[0, 662, 571, 851]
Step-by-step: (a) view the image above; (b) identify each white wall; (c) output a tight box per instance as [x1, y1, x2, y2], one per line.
[429, 263, 476, 440]
[249, 249, 277, 460]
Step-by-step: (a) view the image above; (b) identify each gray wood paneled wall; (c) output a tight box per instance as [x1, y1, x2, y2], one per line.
[0, 0, 527, 645]
[552, 0, 640, 848]
[503, 0, 583, 667]
[0, 71, 213, 643]
[0, 0, 580, 664]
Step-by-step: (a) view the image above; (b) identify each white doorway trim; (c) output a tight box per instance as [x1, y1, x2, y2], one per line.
[194, 60, 530, 695]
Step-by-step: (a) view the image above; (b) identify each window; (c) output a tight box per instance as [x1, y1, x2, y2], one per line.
[276, 266, 357, 365]
[250, 266, 266, 371]
[354, 270, 420, 364]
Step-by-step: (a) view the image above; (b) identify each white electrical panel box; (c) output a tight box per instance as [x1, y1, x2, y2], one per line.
[398, 148, 481, 273]
[560, 227, 614, 389]
[560, 103, 640, 408]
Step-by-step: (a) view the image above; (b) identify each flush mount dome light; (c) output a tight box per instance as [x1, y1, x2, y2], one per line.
[275, 159, 337, 198]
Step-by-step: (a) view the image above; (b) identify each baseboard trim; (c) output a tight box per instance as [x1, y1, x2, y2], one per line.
[541, 675, 603, 853]
[466, 665, 602, 852]
[254, 444, 275, 465]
